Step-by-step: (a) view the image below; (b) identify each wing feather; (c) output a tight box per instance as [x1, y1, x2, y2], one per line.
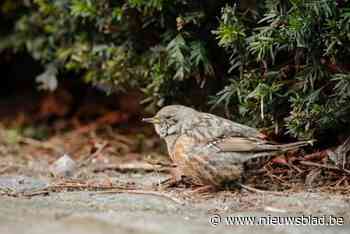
[209, 137, 261, 152]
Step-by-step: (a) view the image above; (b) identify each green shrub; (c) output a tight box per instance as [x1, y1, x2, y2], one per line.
[1, 0, 350, 141]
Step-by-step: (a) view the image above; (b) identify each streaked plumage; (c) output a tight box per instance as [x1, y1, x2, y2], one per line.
[143, 105, 312, 186]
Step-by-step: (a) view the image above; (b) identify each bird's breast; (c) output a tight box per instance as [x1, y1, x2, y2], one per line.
[171, 135, 201, 177]
[172, 135, 196, 162]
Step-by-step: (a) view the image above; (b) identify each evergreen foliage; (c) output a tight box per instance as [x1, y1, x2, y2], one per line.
[1, 0, 350, 141]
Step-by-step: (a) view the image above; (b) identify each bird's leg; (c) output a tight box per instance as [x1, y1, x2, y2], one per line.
[158, 167, 186, 188]
[170, 167, 183, 182]
[186, 184, 218, 195]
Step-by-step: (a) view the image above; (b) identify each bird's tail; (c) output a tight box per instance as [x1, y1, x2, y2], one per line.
[274, 139, 315, 151]
[257, 139, 315, 152]
[241, 140, 315, 163]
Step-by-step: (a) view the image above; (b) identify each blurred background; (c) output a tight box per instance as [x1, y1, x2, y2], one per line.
[1, 3, 350, 232]
[0, 0, 350, 155]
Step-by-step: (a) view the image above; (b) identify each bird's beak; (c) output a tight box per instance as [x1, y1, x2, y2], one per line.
[142, 116, 160, 124]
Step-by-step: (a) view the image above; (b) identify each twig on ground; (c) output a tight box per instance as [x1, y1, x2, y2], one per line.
[237, 182, 286, 196]
[78, 141, 109, 168]
[0, 165, 12, 175]
[264, 206, 288, 213]
[335, 176, 348, 187]
[305, 168, 322, 187]
[91, 189, 185, 205]
[303, 150, 328, 161]
[299, 161, 350, 174]
[288, 164, 303, 173]
[47, 179, 136, 191]
[104, 127, 134, 145]
[22, 190, 50, 197]
[19, 137, 59, 152]
[93, 162, 170, 173]
[0, 179, 139, 198]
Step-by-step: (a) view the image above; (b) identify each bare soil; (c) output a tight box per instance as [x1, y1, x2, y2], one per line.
[0, 125, 349, 234]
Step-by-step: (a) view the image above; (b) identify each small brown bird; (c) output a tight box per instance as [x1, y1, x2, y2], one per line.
[143, 105, 313, 187]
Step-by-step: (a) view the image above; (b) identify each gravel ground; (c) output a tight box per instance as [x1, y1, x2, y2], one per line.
[0, 175, 349, 234]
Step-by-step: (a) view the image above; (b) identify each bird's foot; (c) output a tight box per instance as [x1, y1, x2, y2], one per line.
[157, 177, 182, 188]
[154, 165, 182, 188]
[185, 185, 218, 195]
[156, 175, 194, 189]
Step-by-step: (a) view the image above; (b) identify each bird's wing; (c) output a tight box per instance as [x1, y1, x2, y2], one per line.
[206, 135, 312, 153]
[184, 113, 266, 146]
[199, 113, 266, 139]
[206, 136, 266, 152]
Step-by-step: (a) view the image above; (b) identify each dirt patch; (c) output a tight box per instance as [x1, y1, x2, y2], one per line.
[0, 124, 349, 233]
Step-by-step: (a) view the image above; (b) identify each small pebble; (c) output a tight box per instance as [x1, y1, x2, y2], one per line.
[49, 154, 77, 177]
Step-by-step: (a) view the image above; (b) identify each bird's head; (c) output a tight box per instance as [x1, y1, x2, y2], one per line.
[142, 105, 197, 138]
